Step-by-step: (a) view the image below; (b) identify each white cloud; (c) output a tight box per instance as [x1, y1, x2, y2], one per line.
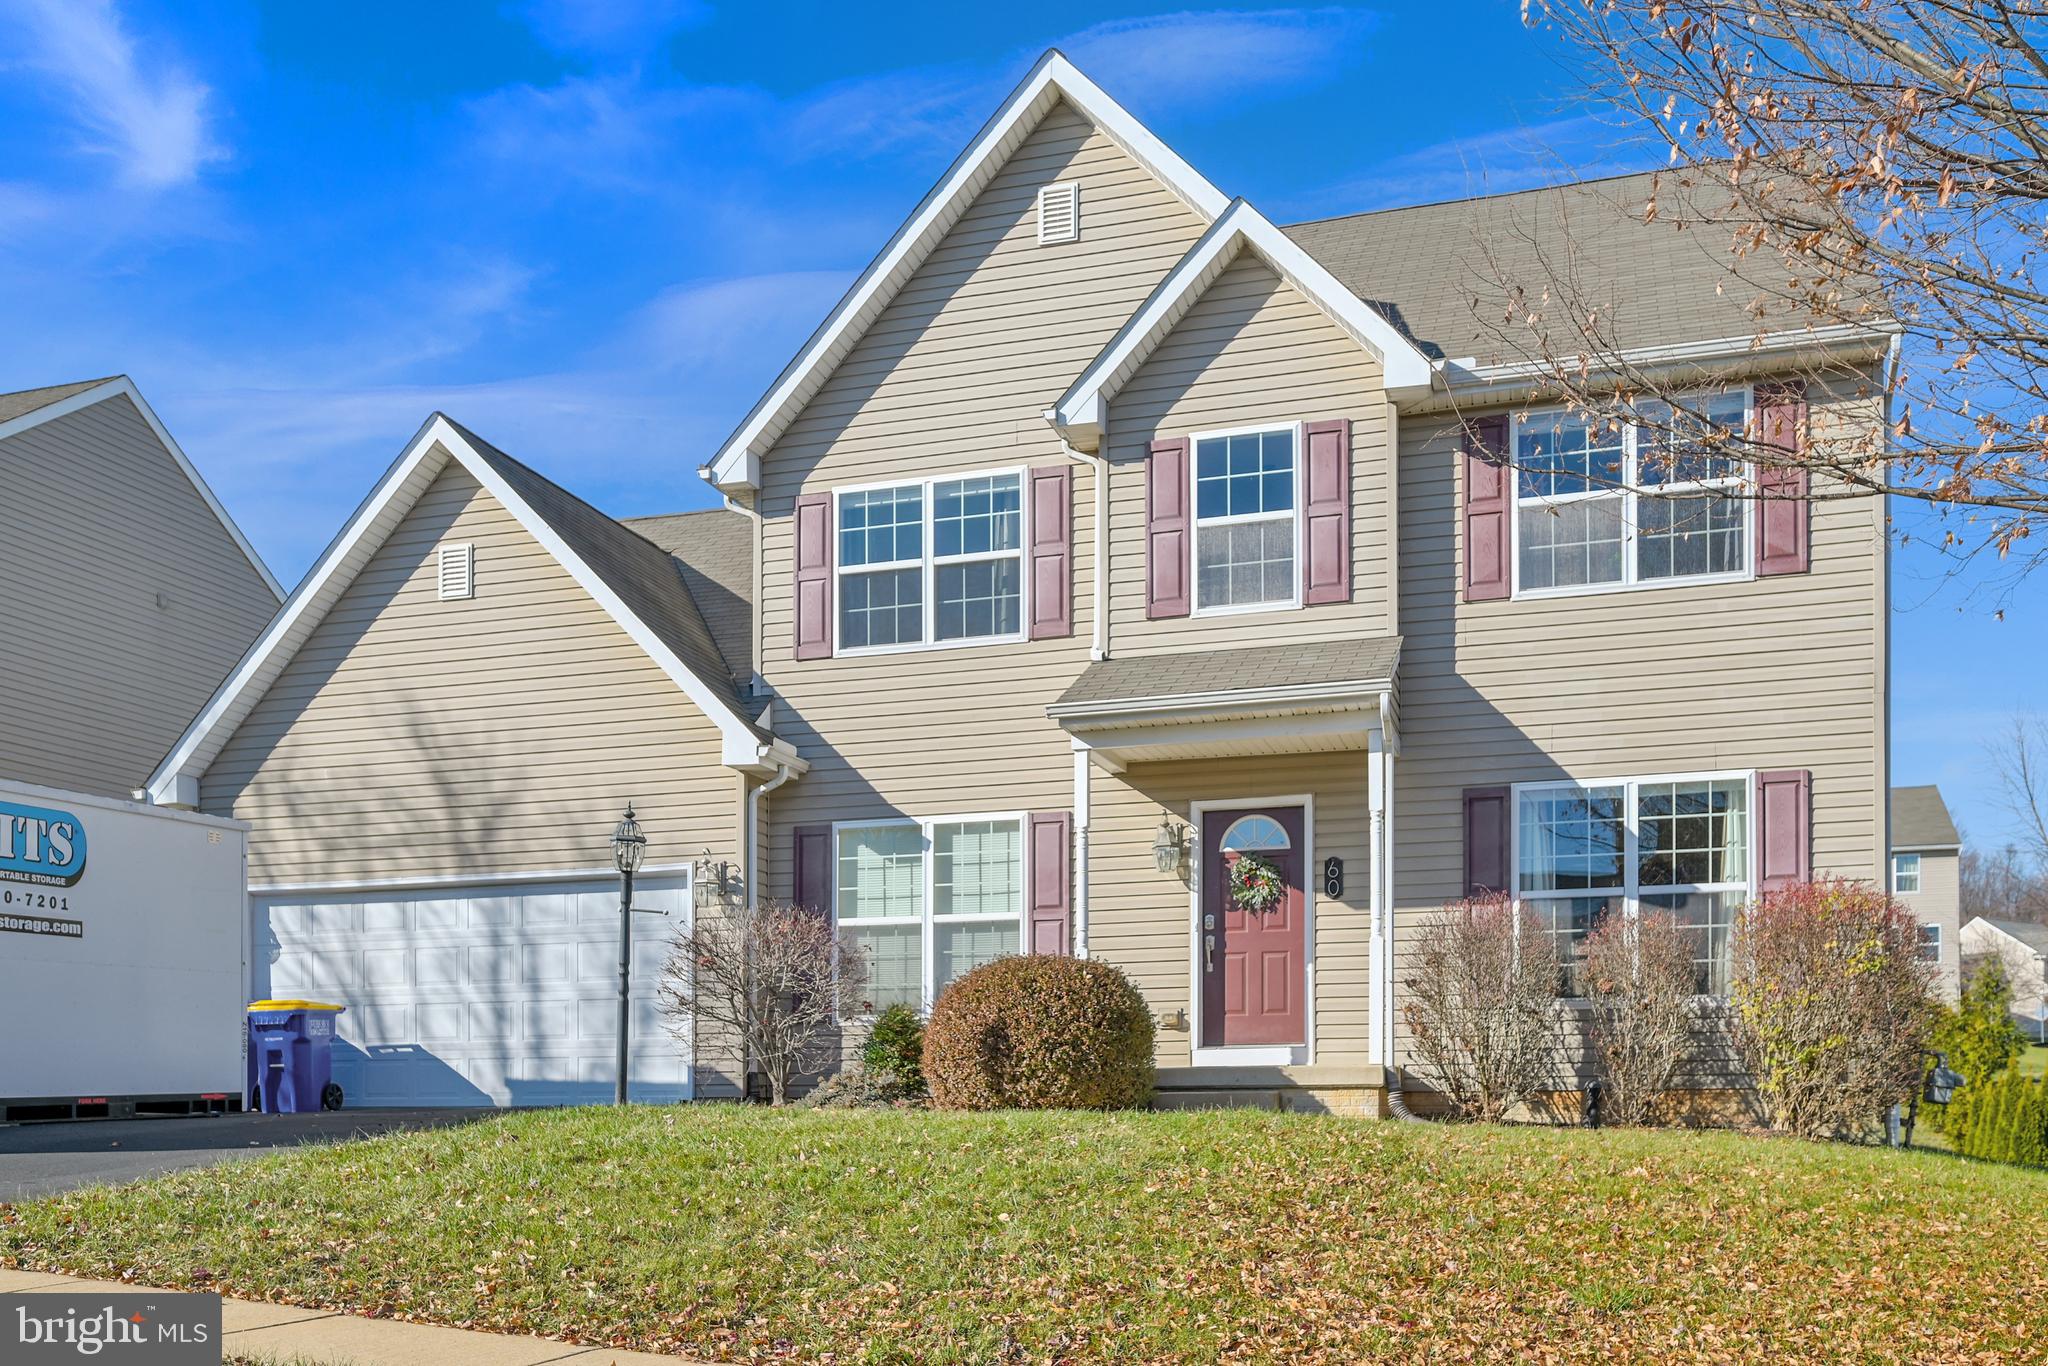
[1300, 114, 1652, 216]
[1060, 8, 1377, 117]
[2, 0, 223, 188]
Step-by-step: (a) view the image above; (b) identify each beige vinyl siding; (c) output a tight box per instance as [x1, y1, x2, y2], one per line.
[1389, 371, 1888, 1074]
[1896, 847, 1962, 1000]
[757, 99, 1208, 896]
[1089, 752, 1372, 1068]
[0, 394, 276, 796]
[200, 461, 741, 890]
[1106, 252, 1394, 652]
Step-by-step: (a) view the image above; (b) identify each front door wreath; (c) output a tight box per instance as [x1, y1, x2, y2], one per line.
[1229, 852, 1286, 915]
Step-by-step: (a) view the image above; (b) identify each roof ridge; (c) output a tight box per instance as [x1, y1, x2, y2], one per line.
[436, 415, 683, 561]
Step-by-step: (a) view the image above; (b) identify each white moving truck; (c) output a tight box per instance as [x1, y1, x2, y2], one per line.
[0, 779, 249, 1120]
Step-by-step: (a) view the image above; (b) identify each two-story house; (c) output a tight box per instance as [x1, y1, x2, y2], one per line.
[148, 52, 1890, 1112]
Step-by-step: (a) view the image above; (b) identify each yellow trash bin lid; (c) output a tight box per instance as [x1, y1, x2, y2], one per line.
[247, 999, 347, 1013]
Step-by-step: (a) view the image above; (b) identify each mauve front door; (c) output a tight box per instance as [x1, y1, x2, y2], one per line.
[1199, 805, 1307, 1049]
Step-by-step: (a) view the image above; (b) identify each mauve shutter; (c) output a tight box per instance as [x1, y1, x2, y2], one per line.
[1463, 785, 1511, 897]
[1757, 770, 1812, 891]
[1302, 418, 1352, 605]
[1755, 382, 1811, 576]
[1027, 464, 1073, 639]
[1145, 436, 1191, 618]
[1026, 811, 1072, 955]
[793, 493, 834, 660]
[793, 823, 832, 916]
[1462, 416, 1512, 601]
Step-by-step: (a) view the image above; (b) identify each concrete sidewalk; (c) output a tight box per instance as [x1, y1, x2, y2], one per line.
[0, 1268, 698, 1364]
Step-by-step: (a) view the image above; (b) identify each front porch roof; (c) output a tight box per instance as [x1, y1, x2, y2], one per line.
[1049, 637, 1399, 768]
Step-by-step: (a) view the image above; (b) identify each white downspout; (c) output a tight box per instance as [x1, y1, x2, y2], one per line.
[1072, 746, 1092, 958]
[746, 760, 797, 909]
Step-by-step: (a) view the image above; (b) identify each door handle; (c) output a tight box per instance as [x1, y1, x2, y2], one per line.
[1203, 933, 1215, 971]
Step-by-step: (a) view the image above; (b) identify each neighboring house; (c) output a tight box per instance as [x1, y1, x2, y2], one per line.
[0, 377, 281, 797]
[1961, 917, 2048, 1043]
[148, 51, 1892, 1111]
[1890, 785, 1962, 998]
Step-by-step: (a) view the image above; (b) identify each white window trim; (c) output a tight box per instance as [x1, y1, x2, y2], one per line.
[1892, 852, 1923, 894]
[1187, 793, 1317, 1068]
[831, 465, 1030, 657]
[1919, 922, 1942, 961]
[1509, 769, 1757, 1000]
[1189, 421, 1307, 619]
[830, 810, 1029, 1010]
[1510, 388, 1757, 602]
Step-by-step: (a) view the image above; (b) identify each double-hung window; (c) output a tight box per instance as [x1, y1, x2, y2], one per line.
[1892, 853, 1922, 894]
[1193, 425, 1298, 613]
[835, 816, 1025, 1009]
[1514, 389, 1751, 595]
[1516, 773, 1751, 996]
[836, 470, 1024, 652]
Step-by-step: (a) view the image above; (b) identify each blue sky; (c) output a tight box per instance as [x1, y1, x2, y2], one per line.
[0, 0, 2039, 849]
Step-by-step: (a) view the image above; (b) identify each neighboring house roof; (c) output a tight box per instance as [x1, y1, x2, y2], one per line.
[1051, 199, 1435, 451]
[1284, 169, 1891, 374]
[1891, 784, 1961, 850]
[0, 376, 117, 425]
[1050, 637, 1402, 714]
[623, 508, 755, 684]
[0, 375, 284, 600]
[705, 49, 1228, 489]
[1971, 917, 2048, 956]
[147, 415, 798, 806]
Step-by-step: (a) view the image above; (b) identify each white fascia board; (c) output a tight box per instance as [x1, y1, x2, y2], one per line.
[148, 416, 780, 804]
[0, 376, 286, 600]
[1050, 201, 1436, 450]
[703, 49, 1228, 490]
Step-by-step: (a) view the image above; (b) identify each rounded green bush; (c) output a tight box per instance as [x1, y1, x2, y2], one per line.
[924, 956, 1155, 1110]
[860, 1002, 925, 1092]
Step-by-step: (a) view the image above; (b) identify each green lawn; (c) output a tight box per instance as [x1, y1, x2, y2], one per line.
[2020, 1043, 2048, 1080]
[5, 1107, 2046, 1361]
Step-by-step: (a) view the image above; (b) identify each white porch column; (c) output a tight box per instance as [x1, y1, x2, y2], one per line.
[1367, 728, 1389, 1065]
[1072, 745, 1092, 959]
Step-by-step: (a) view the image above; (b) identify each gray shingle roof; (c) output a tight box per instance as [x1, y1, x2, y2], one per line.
[1974, 917, 2048, 956]
[0, 377, 117, 426]
[623, 509, 755, 683]
[1891, 785, 1960, 849]
[1285, 170, 1806, 367]
[441, 418, 760, 735]
[1053, 637, 1401, 712]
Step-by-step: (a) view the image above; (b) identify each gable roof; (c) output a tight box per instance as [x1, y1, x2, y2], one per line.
[1050, 199, 1436, 450]
[147, 415, 796, 806]
[1971, 917, 2048, 956]
[623, 508, 755, 683]
[1891, 784, 1961, 850]
[0, 375, 284, 600]
[1284, 169, 1893, 375]
[704, 49, 1228, 490]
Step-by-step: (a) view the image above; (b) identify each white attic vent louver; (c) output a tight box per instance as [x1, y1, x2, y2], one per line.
[1037, 182, 1079, 244]
[437, 542, 474, 600]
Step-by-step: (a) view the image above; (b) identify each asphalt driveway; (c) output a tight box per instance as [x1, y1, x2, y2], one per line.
[0, 1109, 490, 1201]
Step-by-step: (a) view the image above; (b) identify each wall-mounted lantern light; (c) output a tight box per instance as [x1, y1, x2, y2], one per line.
[1152, 812, 1188, 878]
[693, 852, 736, 912]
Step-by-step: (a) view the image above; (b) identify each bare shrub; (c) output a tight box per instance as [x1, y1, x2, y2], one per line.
[1401, 894, 1565, 1122]
[657, 898, 869, 1106]
[1578, 911, 1702, 1126]
[1730, 879, 1937, 1141]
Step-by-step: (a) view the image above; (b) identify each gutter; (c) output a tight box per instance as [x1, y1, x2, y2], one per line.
[1047, 678, 1396, 724]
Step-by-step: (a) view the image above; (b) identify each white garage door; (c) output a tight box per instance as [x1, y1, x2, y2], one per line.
[252, 876, 691, 1107]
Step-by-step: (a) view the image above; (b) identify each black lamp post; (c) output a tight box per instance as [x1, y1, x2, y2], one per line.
[610, 803, 648, 1107]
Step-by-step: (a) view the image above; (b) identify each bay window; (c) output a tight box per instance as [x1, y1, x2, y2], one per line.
[835, 815, 1025, 1009]
[836, 469, 1023, 652]
[1515, 773, 1751, 996]
[1193, 425, 1298, 612]
[1514, 390, 1751, 596]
